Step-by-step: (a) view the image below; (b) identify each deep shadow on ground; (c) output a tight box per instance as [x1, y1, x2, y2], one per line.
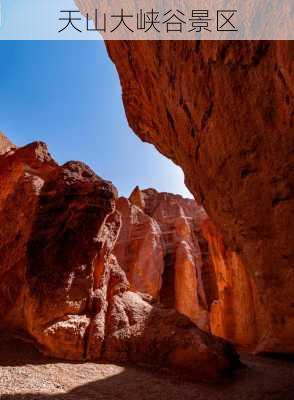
[0, 335, 293, 400]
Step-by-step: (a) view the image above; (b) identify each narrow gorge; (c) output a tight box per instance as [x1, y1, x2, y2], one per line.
[0, 31, 293, 400]
[0, 132, 239, 380]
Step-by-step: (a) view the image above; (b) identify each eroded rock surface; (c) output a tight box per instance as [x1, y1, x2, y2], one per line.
[201, 218, 259, 348]
[114, 187, 211, 332]
[113, 196, 164, 299]
[103, 41, 294, 353]
[114, 187, 273, 348]
[0, 138, 238, 379]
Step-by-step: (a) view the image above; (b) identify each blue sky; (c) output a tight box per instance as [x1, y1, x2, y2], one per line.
[0, 41, 192, 198]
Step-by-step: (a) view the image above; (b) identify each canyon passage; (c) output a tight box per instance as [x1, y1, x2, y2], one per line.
[0, 38, 293, 399]
[0, 133, 239, 380]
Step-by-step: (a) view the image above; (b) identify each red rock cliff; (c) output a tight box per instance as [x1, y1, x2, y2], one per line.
[114, 187, 213, 331]
[113, 187, 261, 348]
[0, 137, 238, 379]
[104, 41, 294, 353]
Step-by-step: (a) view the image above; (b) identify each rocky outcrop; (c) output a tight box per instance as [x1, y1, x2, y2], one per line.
[0, 132, 15, 155]
[0, 139, 119, 351]
[114, 187, 271, 349]
[0, 137, 238, 379]
[114, 187, 212, 331]
[103, 41, 294, 353]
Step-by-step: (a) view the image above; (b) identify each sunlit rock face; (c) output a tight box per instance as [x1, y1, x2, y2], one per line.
[113, 196, 164, 299]
[0, 132, 15, 155]
[0, 138, 238, 380]
[104, 41, 294, 353]
[114, 187, 269, 349]
[201, 218, 259, 348]
[114, 187, 211, 332]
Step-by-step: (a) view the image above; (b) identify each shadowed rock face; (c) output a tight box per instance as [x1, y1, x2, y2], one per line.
[104, 41, 294, 353]
[0, 138, 238, 380]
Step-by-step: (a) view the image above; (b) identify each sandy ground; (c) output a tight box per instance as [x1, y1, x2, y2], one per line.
[0, 335, 293, 400]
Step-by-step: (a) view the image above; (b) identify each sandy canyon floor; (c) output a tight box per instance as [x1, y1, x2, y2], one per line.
[0, 335, 293, 400]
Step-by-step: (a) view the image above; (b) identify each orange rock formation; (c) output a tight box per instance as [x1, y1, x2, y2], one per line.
[114, 187, 211, 332]
[0, 138, 238, 379]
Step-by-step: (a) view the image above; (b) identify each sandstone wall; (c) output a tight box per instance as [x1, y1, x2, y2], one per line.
[113, 187, 266, 349]
[114, 187, 211, 331]
[201, 219, 259, 348]
[104, 41, 294, 353]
